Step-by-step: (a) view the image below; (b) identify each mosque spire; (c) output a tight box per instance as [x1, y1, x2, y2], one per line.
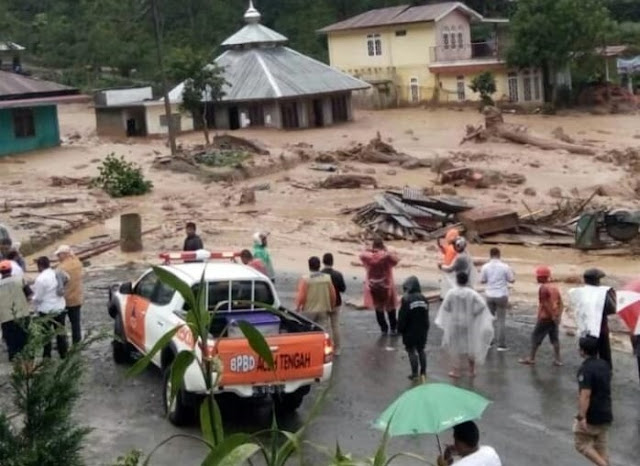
[244, 0, 262, 24]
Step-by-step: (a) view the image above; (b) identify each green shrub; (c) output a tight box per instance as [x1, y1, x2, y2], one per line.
[93, 154, 153, 198]
[469, 72, 497, 109]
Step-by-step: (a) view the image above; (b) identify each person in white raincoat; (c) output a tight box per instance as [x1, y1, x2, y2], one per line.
[438, 238, 478, 298]
[436, 271, 494, 378]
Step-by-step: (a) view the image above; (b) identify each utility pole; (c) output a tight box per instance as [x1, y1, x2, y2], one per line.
[150, 0, 178, 155]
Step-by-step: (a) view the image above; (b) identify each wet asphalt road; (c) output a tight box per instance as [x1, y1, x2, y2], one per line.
[2, 266, 638, 465]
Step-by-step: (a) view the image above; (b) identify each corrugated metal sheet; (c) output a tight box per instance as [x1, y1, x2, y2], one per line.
[0, 70, 76, 99]
[169, 46, 369, 103]
[222, 23, 288, 47]
[319, 2, 475, 32]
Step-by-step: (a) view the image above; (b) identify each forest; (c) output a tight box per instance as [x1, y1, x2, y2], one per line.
[0, 0, 639, 89]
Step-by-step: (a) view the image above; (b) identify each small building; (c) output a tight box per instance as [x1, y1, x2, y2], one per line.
[0, 70, 83, 157]
[168, 1, 369, 130]
[93, 87, 192, 138]
[319, 2, 545, 106]
[0, 41, 24, 72]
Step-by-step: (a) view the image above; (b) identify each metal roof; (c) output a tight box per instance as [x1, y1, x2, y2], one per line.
[319, 2, 483, 33]
[0, 41, 25, 52]
[0, 70, 77, 100]
[222, 23, 288, 47]
[169, 46, 369, 103]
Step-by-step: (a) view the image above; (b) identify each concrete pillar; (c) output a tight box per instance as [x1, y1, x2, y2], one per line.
[214, 105, 230, 129]
[297, 100, 309, 129]
[322, 98, 334, 126]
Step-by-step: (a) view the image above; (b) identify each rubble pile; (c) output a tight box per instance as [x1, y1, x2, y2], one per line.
[332, 133, 431, 169]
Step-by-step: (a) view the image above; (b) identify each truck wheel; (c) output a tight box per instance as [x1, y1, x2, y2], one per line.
[112, 314, 131, 364]
[273, 386, 310, 414]
[163, 367, 193, 426]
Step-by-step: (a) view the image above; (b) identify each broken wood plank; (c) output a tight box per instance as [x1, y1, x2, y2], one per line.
[3, 197, 78, 209]
[290, 181, 317, 191]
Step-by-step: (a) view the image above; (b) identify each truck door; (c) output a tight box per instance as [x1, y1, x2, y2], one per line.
[125, 271, 157, 351]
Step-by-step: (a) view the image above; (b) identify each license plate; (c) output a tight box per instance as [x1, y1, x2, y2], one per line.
[252, 385, 284, 396]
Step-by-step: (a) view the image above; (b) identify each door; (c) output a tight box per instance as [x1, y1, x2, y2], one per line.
[228, 107, 240, 130]
[410, 78, 419, 103]
[125, 271, 158, 350]
[312, 99, 324, 127]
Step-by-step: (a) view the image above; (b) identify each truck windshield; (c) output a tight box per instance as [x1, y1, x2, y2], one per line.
[191, 280, 275, 311]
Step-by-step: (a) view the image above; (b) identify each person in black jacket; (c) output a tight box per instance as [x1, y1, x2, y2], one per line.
[322, 253, 346, 355]
[183, 222, 204, 252]
[398, 276, 430, 382]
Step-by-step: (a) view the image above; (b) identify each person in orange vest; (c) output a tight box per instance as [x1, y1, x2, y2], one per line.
[438, 228, 460, 266]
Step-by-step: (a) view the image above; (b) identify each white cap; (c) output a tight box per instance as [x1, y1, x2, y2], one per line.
[54, 244, 72, 256]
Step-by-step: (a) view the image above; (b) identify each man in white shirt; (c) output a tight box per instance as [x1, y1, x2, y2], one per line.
[437, 421, 502, 466]
[479, 248, 515, 351]
[33, 256, 68, 359]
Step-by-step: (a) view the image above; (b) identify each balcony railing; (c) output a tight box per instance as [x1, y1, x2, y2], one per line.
[429, 41, 504, 63]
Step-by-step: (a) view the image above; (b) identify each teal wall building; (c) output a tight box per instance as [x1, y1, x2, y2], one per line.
[0, 70, 81, 157]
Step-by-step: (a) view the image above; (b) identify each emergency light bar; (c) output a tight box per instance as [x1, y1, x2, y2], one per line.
[159, 249, 240, 265]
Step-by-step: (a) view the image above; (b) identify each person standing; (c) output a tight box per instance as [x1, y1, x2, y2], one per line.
[479, 248, 515, 351]
[360, 237, 399, 335]
[321, 253, 346, 355]
[0, 260, 31, 361]
[295, 256, 336, 329]
[183, 222, 204, 251]
[252, 232, 275, 282]
[569, 269, 615, 368]
[32, 256, 68, 359]
[519, 266, 564, 366]
[240, 249, 268, 277]
[574, 336, 612, 466]
[439, 238, 477, 298]
[435, 272, 494, 378]
[437, 421, 502, 466]
[437, 228, 460, 267]
[55, 245, 83, 345]
[631, 334, 640, 384]
[397, 276, 429, 382]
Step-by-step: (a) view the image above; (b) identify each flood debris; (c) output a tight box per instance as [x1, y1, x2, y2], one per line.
[333, 133, 431, 169]
[50, 176, 92, 187]
[319, 174, 377, 189]
[461, 107, 596, 155]
[439, 167, 526, 188]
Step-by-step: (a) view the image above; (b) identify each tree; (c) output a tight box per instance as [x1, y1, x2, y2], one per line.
[469, 71, 497, 108]
[168, 47, 228, 145]
[507, 0, 613, 103]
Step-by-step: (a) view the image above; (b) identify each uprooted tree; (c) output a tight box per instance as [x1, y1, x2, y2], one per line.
[461, 106, 596, 155]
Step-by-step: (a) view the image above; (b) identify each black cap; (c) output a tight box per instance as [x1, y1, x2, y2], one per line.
[584, 268, 606, 280]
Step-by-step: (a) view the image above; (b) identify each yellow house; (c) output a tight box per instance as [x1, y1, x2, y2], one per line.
[319, 2, 544, 107]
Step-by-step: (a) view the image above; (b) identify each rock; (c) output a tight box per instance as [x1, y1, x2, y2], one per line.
[523, 187, 537, 197]
[315, 153, 336, 163]
[400, 158, 423, 170]
[364, 168, 376, 174]
[386, 169, 397, 176]
[239, 188, 257, 205]
[528, 161, 541, 168]
[495, 192, 509, 199]
[161, 204, 175, 211]
[442, 186, 458, 195]
[431, 157, 455, 173]
[548, 187, 563, 198]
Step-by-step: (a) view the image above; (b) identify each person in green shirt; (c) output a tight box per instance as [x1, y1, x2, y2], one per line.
[252, 232, 275, 282]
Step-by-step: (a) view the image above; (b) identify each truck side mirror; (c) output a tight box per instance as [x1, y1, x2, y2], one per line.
[119, 282, 133, 294]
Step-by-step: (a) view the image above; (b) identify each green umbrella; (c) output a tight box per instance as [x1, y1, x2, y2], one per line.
[374, 383, 491, 446]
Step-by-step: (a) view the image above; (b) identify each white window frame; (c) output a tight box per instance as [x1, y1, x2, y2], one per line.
[367, 33, 382, 57]
[451, 32, 457, 49]
[508, 72, 519, 102]
[533, 71, 541, 101]
[443, 27, 450, 50]
[523, 70, 532, 102]
[410, 77, 420, 103]
[456, 75, 465, 101]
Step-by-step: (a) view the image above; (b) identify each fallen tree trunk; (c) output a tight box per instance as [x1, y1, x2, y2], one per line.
[461, 107, 596, 155]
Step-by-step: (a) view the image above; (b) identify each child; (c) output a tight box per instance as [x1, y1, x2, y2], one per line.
[519, 266, 564, 366]
[397, 276, 430, 382]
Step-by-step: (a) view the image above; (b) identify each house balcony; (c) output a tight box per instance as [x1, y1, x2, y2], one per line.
[428, 42, 506, 73]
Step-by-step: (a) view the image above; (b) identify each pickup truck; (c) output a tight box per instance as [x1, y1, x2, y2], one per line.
[107, 251, 334, 425]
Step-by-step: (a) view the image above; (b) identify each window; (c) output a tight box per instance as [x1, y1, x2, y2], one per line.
[443, 33, 449, 50]
[410, 78, 420, 103]
[508, 72, 519, 102]
[456, 76, 465, 101]
[159, 113, 181, 130]
[451, 32, 457, 49]
[154, 281, 176, 305]
[458, 32, 464, 49]
[197, 281, 275, 311]
[395, 30, 407, 37]
[367, 34, 382, 56]
[135, 272, 159, 301]
[523, 70, 532, 102]
[12, 108, 35, 138]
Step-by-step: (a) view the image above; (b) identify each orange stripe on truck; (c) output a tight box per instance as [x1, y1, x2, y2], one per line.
[217, 333, 325, 386]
